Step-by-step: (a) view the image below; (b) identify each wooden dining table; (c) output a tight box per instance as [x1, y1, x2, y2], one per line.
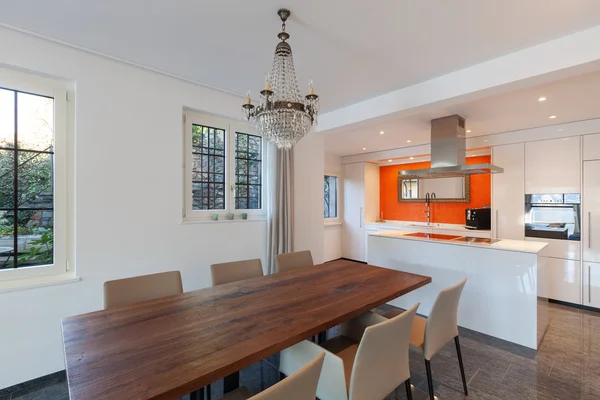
[61, 259, 431, 400]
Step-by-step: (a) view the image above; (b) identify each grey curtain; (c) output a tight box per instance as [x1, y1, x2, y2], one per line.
[266, 143, 294, 274]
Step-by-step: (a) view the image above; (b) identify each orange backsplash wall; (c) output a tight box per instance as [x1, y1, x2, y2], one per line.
[380, 155, 492, 224]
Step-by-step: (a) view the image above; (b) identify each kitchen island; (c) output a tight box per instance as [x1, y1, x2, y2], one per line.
[368, 230, 549, 349]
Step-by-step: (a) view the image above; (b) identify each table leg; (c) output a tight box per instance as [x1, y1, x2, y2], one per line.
[190, 388, 204, 400]
[317, 331, 327, 343]
[223, 372, 240, 393]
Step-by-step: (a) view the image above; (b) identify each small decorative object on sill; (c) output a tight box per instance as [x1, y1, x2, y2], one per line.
[226, 213, 234, 220]
[241, 213, 248, 220]
[241, 8, 319, 149]
[211, 214, 219, 221]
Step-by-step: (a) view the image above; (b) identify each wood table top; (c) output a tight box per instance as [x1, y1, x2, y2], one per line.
[62, 259, 431, 400]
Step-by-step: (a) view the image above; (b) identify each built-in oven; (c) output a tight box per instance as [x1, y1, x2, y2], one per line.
[524, 194, 581, 241]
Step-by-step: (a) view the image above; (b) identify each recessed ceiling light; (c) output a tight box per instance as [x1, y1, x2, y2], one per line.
[538, 97, 547, 102]
[380, 131, 384, 135]
[362, 147, 366, 150]
[410, 157, 414, 160]
[549, 115, 557, 119]
[557, 129, 563, 132]
[484, 139, 489, 142]
[407, 140, 411, 143]
[466, 130, 471, 133]
[388, 159, 392, 162]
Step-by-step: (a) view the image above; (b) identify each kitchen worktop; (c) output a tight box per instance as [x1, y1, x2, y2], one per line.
[370, 229, 547, 253]
[365, 220, 492, 234]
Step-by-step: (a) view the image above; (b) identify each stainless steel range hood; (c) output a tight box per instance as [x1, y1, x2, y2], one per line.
[399, 114, 503, 179]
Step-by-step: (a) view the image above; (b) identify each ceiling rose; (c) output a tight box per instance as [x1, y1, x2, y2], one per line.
[242, 9, 319, 149]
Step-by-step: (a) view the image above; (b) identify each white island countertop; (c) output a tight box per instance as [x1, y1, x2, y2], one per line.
[371, 229, 548, 254]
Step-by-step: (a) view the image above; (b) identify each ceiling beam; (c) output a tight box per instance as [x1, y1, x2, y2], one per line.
[318, 24, 600, 133]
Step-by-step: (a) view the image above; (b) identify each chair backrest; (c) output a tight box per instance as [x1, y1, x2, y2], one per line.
[252, 353, 325, 400]
[103, 271, 183, 309]
[276, 250, 314, 273]
[424, 278, 467, 360]
[210, 259, 264, 286]
[349, 303, 419, 400]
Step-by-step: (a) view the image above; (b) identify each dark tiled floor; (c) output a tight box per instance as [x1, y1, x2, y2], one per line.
[2, 302, 599, 399]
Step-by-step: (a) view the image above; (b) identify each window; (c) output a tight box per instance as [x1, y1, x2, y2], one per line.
[235, 132, 262, 210]
[0, 69, 70, 280]
[191, 124, 226, 210]
[324, 175, 338, 219]
[184, 111, 265, 220]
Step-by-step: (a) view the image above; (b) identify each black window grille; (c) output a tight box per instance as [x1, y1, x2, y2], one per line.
[235, 132, 262, 210]
[0, 88, 55, 269]
[324, 175, 338, 218]
[191, 124, 226, 210]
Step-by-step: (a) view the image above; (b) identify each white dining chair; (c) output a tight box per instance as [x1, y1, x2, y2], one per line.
[410, 278, 468, 400]
[221, 353, 325, 400]
[275, 250, 313, 273]
[103, 270, 183, 309]
[279, 302, 419, 400]
[210, 258, 264, 286]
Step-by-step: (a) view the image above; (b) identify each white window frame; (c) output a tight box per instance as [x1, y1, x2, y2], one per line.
[0, 68, 72, 282]
[324, 173, 340, 222]
[183, 110, 266, 221]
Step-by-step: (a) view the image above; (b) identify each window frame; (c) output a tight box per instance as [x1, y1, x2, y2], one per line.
[183, 111, 266, 221]
[0, 68, 71, 282]
[324, 173, 340, 222]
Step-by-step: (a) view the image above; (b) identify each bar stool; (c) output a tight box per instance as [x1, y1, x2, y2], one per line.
[221, 353, 324, 400]
[279, 302, 420, 400]
[410, 278, 468, 399]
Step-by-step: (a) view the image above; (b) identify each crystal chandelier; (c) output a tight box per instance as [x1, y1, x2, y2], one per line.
[242, 9, 319, 149]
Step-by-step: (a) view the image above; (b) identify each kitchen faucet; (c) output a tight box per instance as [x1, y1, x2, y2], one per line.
[425, 192, 436, 225]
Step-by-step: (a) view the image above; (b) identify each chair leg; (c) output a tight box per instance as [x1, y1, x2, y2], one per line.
[404, 378, 413, 400]
[206, 384, 211, 400]
[424, 359, 435, 400]
[279, 371, 285, 381]
[455, 336, 469, 395]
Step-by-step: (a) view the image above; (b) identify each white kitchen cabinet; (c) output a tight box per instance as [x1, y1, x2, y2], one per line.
[342, 162, 379, 262]
[583, 160, 600, 263]
[492, 143, 525, 240]
[542, 257, 581, 304]
[583, 262, 600, 309]
[525, 136, 581, 194]
[583, 133, 600, 161]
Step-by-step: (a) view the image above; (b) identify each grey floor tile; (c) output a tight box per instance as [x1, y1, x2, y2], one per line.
[11, 382, 68, 400]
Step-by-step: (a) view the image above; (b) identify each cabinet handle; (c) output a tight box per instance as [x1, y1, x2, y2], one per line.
[589, 265, 592, 304]
[589, 212, 592, 249]
[359, 207, 363, 228]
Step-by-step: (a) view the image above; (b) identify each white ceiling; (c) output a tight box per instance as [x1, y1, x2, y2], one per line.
[1, 0, 600, 112]
[324, 69, 600, 156]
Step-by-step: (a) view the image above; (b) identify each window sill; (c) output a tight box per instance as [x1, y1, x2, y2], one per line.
[0, 273, 80, 293]
[324, 220, 342, 227]
[181, 215, 267, 225]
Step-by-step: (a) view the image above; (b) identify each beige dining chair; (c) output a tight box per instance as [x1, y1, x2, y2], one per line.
[279, 302, 419, 400]
[410, 278, 468, 400]
[222, 353, 325, 400]
[210, 258, 264, 286]
[103, 270, 183, 309]
[275, 250, 313, 273]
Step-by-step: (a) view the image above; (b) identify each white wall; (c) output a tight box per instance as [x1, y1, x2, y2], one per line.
[0, 26, 321, 389]
[324, 153, 342, 262]
[294, 132, 325, 264]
